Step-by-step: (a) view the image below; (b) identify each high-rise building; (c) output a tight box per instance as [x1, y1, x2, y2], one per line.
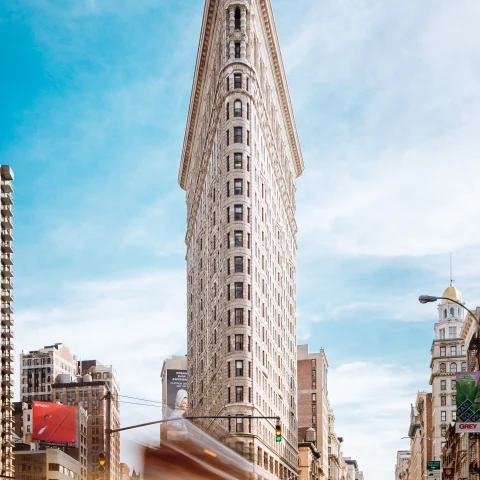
[297, 345, 329, 478]
[0, 165, 14, 479]
[429, 283, 466, 460]
[52, 374, 120, 480]
[179, 0, 304, 477]
[19, 343, 77, 403]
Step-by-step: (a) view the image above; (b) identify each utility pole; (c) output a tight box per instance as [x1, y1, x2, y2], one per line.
[105, 391, 112, 480]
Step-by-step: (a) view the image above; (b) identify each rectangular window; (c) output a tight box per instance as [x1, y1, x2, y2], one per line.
[226, 102, 230, 120]
[234, 179, 243, 195]
[235, 282, 243, 298]
[234, 205, 243, 221]
[228, 336, 231, 352]
[234, 256, 243, 272]
[439, 328, 445, 339]
[227, 258, 231, 275]
[246, 77, 249, 91]
[236, 386, 244, 402]
[234, 231, 243, 247]
[227, 207, 230, 223]
[440, 346, 446, 356]
[236, 360, 244, 376]
[247, 103, 250, 120]
[234, 74, 242, 89]
[226, 155, 230, 171]
[228, 387, 231, 403]
[247, 130, 250, 146]
[235, 334, 244, 350]
[452, 380, 456, 390]
[226, 76, 230, 91]
[449, 326, 457, 339]
[441, 396, 446, 406]
[441, 411, 446, 421]
[312, 381, 316, 389]
[226, 129, 230, 146]
[235, 308, 244, 324]
[441, 380, 446, 391]
[235, 42, 241, 58]
[312, 415, 316, 425]
[312, 404, 316, 412]
[236, 417, 244, 432]
[450, 346, 457, 356]
[227, 181, 230, 197]
[234, 127, 242, 143]
[227, 362, 231, 378]
[234, 153, 242, 169]
[312, 393, 316, 402]
[312, 370, 316, 378]
[227, 284, 231, 300]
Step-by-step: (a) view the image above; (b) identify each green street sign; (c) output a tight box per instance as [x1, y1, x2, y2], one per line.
[426, 461, 441, 471]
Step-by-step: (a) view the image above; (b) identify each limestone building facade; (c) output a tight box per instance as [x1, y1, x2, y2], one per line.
[429, 284, 466, 460]
[0, 165, 14, 479]
[179, 0, 304, 478]
[19, 343, 77, 403]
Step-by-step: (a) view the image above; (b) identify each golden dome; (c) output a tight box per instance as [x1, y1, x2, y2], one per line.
[441, 283, 463, 304]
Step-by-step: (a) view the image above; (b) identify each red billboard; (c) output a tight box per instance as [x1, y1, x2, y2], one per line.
[32, 401, 77, 444]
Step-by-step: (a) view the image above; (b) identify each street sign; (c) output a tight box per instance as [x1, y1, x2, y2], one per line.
[426, 460, 441, 471]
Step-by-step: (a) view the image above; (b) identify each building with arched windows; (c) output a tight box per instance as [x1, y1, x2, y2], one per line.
[179, 0, 303, 478]
[429, 283, 467, 460]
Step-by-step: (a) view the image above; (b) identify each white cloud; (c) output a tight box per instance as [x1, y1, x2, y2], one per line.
[329, 362, 426, 478]
[16, 268, 187, 465]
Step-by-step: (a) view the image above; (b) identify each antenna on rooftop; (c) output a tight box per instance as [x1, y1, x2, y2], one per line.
[450, 252, 453, 285]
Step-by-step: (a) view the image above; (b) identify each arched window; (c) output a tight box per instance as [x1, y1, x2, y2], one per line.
[235, 8, 241, 30]
[444, 309, 447, 319]
[450, 363, 457, 373]
[461, 362, 467, 372]
[440, 363, 446, 373]
[234, 100, 242, 117]
[450, 307, 454, 317]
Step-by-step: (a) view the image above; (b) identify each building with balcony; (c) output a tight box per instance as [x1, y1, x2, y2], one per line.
[179, 0, 303, 478]
[0, 165, 14, 479]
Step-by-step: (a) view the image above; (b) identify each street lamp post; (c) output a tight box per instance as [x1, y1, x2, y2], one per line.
[419, 294, 480, 480]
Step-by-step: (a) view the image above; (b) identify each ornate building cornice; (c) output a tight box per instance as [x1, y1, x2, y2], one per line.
[178, 0, 304, 190]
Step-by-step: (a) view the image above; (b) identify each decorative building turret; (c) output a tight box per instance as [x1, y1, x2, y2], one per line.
[430, 282, 467, 461]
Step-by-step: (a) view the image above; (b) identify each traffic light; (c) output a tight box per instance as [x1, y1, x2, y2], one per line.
[98, 451, 106, 470]
[275, 424, 282, 442]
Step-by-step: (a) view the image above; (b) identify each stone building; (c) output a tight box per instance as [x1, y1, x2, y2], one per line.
[394, 450, 410, 480]
[179, 0, 303, 478]
[429, 283, 467, 460]
[328, 408, 343, 480]
[297, 345, 329, 478]
[407, 392, 432, 480]
[0, 165, 14, 479]
[19, 343, 77, 404]
[298, 428, 321, 480]
[52, 373, 120, 480]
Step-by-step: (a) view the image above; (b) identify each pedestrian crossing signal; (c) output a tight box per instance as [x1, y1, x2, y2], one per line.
[275, 424, 282, 442]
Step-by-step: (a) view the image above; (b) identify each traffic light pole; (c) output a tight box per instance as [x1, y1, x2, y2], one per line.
[105, 392, 112, 480]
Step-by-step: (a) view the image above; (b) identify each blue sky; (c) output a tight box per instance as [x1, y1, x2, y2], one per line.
[2, 0, 480, 478]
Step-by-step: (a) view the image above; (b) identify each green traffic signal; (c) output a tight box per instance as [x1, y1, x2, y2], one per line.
[275, 424, 282, 442]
